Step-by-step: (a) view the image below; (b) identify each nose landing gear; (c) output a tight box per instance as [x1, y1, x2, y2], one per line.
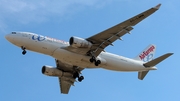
[21, 46, 27, 55]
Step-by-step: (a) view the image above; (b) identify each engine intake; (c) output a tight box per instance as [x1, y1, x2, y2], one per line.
[69, 36, 92, 48]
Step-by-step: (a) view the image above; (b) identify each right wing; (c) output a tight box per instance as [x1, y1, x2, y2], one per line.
[86, 4, 161, 56]
[64, 4, 161, 57]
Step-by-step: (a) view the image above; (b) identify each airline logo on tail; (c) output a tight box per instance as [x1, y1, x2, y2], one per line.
[139, 45, 155, 62]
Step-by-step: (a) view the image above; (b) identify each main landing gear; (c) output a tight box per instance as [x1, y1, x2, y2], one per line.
[90, 56, 101, 66]
[73, 71, 84, 82]
[21, 46, 27, 55]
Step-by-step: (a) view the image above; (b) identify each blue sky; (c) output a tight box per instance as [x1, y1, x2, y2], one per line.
[0, 0, 179, 101]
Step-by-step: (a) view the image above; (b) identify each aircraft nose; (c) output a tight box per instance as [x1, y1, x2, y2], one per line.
[5, 32, 23, 46]
[5, 34, 14, 42]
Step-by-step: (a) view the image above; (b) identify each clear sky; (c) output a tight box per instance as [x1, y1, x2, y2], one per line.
[0, 0, 179, 101]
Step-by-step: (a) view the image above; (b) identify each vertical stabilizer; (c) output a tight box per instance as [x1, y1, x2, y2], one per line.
[135, 44, 156, 62]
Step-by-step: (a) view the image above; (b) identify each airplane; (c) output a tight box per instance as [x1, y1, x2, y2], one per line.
[5, 4, 173, 94]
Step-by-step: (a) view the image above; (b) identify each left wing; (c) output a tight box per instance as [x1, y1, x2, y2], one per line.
[55, 59, 84, 94]
[58, 77, 74, 94]
[87, 4, 161, 56]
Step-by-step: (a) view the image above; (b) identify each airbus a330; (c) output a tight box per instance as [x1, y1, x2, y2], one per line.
[5, 4, 173, 94]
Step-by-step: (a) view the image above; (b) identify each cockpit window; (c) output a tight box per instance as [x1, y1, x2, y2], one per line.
[12, 32, 16, 34]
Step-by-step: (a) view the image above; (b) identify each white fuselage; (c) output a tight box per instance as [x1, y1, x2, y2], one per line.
[5, 32, 156, 72]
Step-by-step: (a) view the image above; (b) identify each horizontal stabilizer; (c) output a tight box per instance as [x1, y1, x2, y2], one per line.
[143, 53, 173, 67]
[138, 71, 149, 80]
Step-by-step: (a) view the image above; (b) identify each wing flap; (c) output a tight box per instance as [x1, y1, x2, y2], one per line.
[91, 27, 133, 56]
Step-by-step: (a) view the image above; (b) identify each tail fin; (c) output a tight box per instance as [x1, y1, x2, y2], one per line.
[138, 53, 173, 80]
[135, 44, 156, 62]
[135, 44, 173, 80]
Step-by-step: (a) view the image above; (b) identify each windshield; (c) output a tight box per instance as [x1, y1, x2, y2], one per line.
[11, 32, 16, 34]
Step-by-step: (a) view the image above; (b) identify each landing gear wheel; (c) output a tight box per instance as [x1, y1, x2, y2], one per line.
[89, 56, 96, 63]
[95, 62, 99, 66]
[22, 50, 26, 55]
[78, 76, 84, 82]
[95, 60, 101, 66]
[21, 46, 27, 55]
[89, 58, 94, 63]
[96, 60, 101, 64]
[72, 67, 84, 82]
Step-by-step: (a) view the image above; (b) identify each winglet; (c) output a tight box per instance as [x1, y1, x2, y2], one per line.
[154, 4, 161, 10]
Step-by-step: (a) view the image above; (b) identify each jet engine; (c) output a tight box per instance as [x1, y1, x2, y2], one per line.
[42, 65, 73, 77]
[69, 36, 92, 48]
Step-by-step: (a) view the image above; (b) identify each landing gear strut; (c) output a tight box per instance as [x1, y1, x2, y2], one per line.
[89, 52, 101, 66]
[21, 46, 27, 55]
[73, 71, 84, 82]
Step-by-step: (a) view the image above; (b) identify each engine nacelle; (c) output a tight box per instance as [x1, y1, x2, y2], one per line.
[42, 65, 63, 77]
[42, 65, 73, 77]
[69, 36, 92, 48]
